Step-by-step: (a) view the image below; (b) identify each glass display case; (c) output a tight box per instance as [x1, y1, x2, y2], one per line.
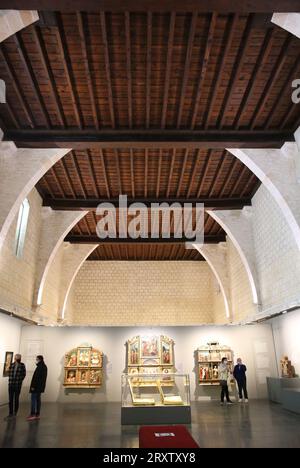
[121, 373, 190, 407]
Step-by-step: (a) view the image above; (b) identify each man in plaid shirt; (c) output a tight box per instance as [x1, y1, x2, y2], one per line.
[5, 354, 26, 419]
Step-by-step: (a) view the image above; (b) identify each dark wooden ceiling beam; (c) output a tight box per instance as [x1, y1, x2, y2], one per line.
[204, 14, 238, 130]
[13, 33, 51, 128]
[32, 25, 67, 127]
[43, 196, 252, 210]
[130, 149, 135, 198]
[176, 148, 189, 197]
[86, 149, 100, 198]
[70, 151, 87, 198]
[99, 149, 110, 198]
[55, 13, 83, 129]
[125, 12, 133, 128]
[146, 12, 152, 129]
[77, 12, 100, 130]
[161, 12, 175, 129]
[144, 148, 148, 197]
[250, 35, 293, 130]
[65, 234, 226, 244]
[166, 148, 176, 197]
[217, 13, 254, 128]
[190, 12, 217, 129]
[196, 149, 211, 197]
[100, 12, 115, 128]
[5, 129, 292, 148]
[156, 149, 162, 198]
[186, 148, 201, 198]
[176, 12, 197, 128]
[3, 1, 300, 12]
[0, 45, 35, 127]
[233, 28, 274, 128]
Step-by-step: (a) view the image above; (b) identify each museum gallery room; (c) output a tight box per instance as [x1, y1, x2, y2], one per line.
[0, 0, 300, 451]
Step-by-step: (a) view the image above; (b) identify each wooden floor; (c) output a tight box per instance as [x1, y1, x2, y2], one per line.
[1, 400, 300, 448]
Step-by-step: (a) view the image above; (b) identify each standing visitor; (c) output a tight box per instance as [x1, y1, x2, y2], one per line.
[233, 358, 248, 403]
[27, 355, 48, 421]
[5, 354, 26, 419]
[219, 357, 233, 405]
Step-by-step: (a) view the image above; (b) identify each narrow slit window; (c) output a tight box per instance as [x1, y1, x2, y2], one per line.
[15, 198, 30, 258]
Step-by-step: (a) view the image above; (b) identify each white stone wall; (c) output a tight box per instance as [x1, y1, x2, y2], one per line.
[252, 185, 300, 316]
[0, 188, 42, 319]
[226, 238, 257, 322]
[69, 261, 217, 326]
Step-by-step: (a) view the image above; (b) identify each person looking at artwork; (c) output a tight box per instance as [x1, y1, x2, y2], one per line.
[5, 354, 26, 420]
[27, 355, 47, 421]
[233, 358, 248, 403]
[218, 357, 233, 405]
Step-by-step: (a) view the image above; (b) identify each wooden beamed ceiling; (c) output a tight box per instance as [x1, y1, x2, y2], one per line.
[0, 9, 299, 260]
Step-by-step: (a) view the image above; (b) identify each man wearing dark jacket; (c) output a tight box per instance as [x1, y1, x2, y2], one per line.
[6, 354, 26, 419]
[27, 355, 47, 421]
[233, 358, 248, 402]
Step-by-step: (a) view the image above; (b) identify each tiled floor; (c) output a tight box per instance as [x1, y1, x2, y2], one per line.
[0, 400, 300, 448]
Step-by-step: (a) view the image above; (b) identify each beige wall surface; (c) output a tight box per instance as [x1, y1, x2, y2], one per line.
[68, 261, 222, 326]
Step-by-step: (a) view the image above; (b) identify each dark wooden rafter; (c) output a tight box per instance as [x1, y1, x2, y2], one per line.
[234, 27, 274, 128]
[0, 45, 35, 127]
[190, 12, 217, 129]
[240, 172, 258, 197]
[146, 12, 152, 128]
[229, 164, 248, 196]
[13, 33, 51, 128]
[161, 12, 175, 128]
[76, 12, 100, 129]
[204, 13, 239, 129]
[217, 13, 254, 128]
[265, 55, 300, 128]
[86, 149, 100, 198]
[114, 149, 123, 193]
[65, 234, 226, 244]
[166, 148, 176, 197]
[176, 148, 189, 197]
[196, 149, 211, 197]
[70, 151, 87, 198]
[144, 148, 148, 197]
[50, 166, 65, 197]
[4, 98, 20, 128]
[99, 148, 110, 198]
[100, 11, 115, 128]
[156, 149, 162, 198]
[31, 26, 67, 127]
[186, 149, 201, 198]
[176, 12, 198, 128]
[207, 150, 227, 196]
[59, 158, 76, 198]
[250, 35, 293, 130]
[218, 158, 238, 197]
[130, 149, 135, 198]
[55, 12, 83, 129]
[125, 12, 133, 128]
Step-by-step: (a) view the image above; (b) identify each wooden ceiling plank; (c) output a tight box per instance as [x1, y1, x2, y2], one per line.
[196, 149, 211, 197]
[240, 172, 257, 197]
[229, 165, 248, 197]
[146, 12, 152, 129]
[77, 12, 100, 130]
[100, 12, 115, 128]
[176, 12, 198, 129]
[86, 149, 100, 198]
[176, 148, 189, 197]
[191, 12, 217, 129]
[50, 167, 65, 197]
[13, 32, 51, 128]
[204, 13, 239, 130]
[144, 148, 148, 198]
[115, 149, 123, 193]
[60, 158, 76, 198]
[186, 148, 201, 198]
[250, 35, 293, 130]
[55, 13, 83, 129]
[70, 150, 87, 199]
[233, 28, 274, 129]
[218, 13, 254, 128]
[156, 149, 162, 198]
[265, 55, 300, 128]
[130, 149, 135, 198]
[125, 12, 132, 128]
[4, 99, 20, 128]
[161, 12, 175, 129]
[207, 150, 227, 197]
[166, 148, 176, 198]
[32, 25, 67, 127]
[219, 157, 238, 197]
[0, 45, 35, 127]
[100, 149, 111, 198]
